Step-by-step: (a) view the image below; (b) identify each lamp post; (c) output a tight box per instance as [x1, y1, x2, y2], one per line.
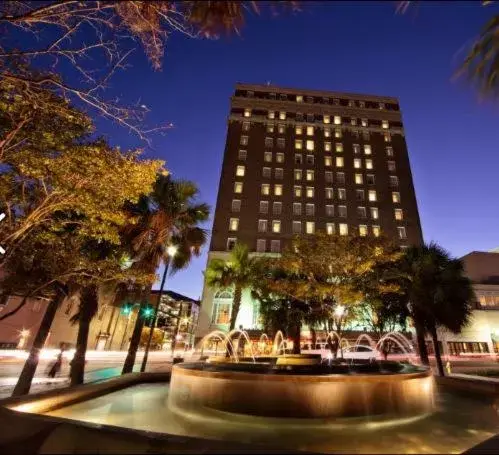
[140, 245, 177, 372]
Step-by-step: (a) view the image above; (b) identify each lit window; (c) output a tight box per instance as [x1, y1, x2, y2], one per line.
[268, 111, 275, 119]
[324, 115, 331, 124]
[259, 201, 268, 213]
[390, 176, 399, 187]
[293, 203, 302, 216]
[275, 168, 283, 179]
[326, 223, 335, 235]
[279, 111, 286, 120]
[241, 136, 248, 146]
[277, 138, 285, 148]
[306, 221, 315, 234]
[231, 200, 241, 212]
[296, 95, 303, 103]
[325, 171, 333, 182]
[388, 161, 396, 172]
[338, 205, 347, 217]
[326, 205, 334, 216]
[307, 126, 314, 136]
[325, 156, 332, 167]
[366, 174, 375, 185]
[325, 142, 332, 152]
[295, 154, 303, 165]
[238, 149, 247, 160]
[335, 128, 342, 139]
[242, 121, 250, 131]
[273, 202, 282, 215]
[364, 145, 372, 155]
[356, 189, 365, 201]
[365, 159, 373, 170]
[256, 239, 266, 253]
[324, 128, 331, 138]
[384, 132, 391, 142]
[370, 207, 379, 219]
[338, 188, 346, 200]
[392, 192, 401, 203]
[234, 182, 243, 193]
[336, 143, 343, 153]
[272, 220, 281, 233]
[355, 174, 363, 184]
[296, 125, 303, 135]
[351, 118, 357, 126]
[244, 108, 251, 118]
[382, 120, 389, 129]
[386, 147, 394, 157]
[353, 144, 361, 154]
[261, 184, 270, 195]
[334, 116, 341, 125]
[306, 170, 314, 181]
[339, 223, 348, 236]
[379, 102, 385, 109]
[258, 219, 268, 232]
[397, 226, 407, 239]
[306, 203, 315, 216]
[306, 140, 314, 151]
[264, 151, 272, 162]
[294, 169, 302, 181]
[295, 139, 303, 150]
[278, 124, 286, 134]
[271, 240, 280, 253]
[276, 153, 284, 163]
[357, 206, 366, 218]
[265, 137, 273, 147]
[359, 225, 368, 237]
[368, 190, 377, 202]
[274, 184, 283, 196]
[306, 155, 314, 165]
[336, 172, 345, 184]
[336, 156, 344, 167]
[236, 165, 245, 177]
[395, 209, 403, 220]
[267, 124, 275, 133]
[229, 218, 239, 231]
[372, 226, 381, 237]
[292, 221, 302, 234]
[294, 185, 302, 197]
[361, 118, 368, 127]
[227, 238, 237, 251]
[354, 159, 362, 169]
[306, 187, 315, 198]
[325, 188, 334, 199]
[363, 131, 370, 140]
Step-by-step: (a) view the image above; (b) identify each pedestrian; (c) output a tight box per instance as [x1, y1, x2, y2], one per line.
[47, 343, 65, 378]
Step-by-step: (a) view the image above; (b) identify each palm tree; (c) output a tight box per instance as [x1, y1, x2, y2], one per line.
[400, 243, 474, 375]
[121, 174, 209, 374]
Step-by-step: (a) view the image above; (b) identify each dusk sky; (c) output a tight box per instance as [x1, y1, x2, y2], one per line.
[94, 2, 499, 300]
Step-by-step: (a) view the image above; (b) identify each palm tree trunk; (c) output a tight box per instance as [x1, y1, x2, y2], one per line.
[414, 318, 430, 366]
[291, 320, 301, 354]
[122, 302, 146, 374]
[229, 285, 242, 331]
[70, 285, 98, 386]
[430, 324, 445, 376]
[310, 327, 317, 348]
[12, 287, 66, 396]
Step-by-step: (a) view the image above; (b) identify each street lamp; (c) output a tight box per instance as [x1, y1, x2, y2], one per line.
[334, 305, 346, 319]
[140, 244, 177, 372]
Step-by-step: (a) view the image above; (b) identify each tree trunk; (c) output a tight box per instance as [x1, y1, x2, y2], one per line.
[12, 287, 66, 396]
[122, 302, 146, 374]
[70, 286, 98, 386]
[414, 318, 429, 366]
[229, 285, 242, 331]
[310, 327, 317, 348]
[430, 325, 445, 376]
[291, 320, 301, 354]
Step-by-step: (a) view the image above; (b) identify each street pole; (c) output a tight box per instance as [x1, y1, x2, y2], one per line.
[140, 258, 170, 372]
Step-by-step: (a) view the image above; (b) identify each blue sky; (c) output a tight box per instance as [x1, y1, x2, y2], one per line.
[90, 2, 499, 300]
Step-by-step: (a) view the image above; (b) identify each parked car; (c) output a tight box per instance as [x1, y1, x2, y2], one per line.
[341, 345, 378, 360]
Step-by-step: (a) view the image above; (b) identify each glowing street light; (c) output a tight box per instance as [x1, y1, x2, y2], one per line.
[334, 305, 346, 319]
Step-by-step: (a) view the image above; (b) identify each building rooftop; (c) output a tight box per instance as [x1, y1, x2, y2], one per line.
[460, 251, 499, 284]
[151, 290, 199, 305]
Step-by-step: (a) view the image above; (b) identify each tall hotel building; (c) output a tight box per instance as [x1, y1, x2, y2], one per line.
[196, 83, 423, 338]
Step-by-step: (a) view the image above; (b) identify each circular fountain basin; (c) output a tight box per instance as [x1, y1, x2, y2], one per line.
[168, 358, 434, 419]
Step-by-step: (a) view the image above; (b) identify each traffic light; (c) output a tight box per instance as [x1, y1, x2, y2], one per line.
[142, 306, 154, 319]
[121, 303, 132, 316]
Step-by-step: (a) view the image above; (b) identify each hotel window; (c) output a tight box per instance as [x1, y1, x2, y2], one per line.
[280, 94, 287, 101]
[227, 238, 237, 251]
[276, 153, 284, 163]
[363, 131, 370, 140]
[392, 192, 401, 203]
[339, 223, 348, 236]
[294, 185, 302, 197]
[242, 121, 250, 131]
[229, 218, 239, 231]
[323, 128, 331, 139]
[355, 174, 363, 185]
[306, 170, 314, 181]
[325, 142, 332, 152]
[272, 220, 281, 233]
[265, 137, 273, 147]
[334, 115, 341, 125]
[353, 144, 360, 154]
[397, 226, 407, 239]
[351, 118, 357, 126]
[389, 176, 399, 187]
[273, 202, 282, 215]
[256, 239, 266, 253]
[348, 100, 355, 107]
[359, 101, 365, 108]
[306, 186, 315, 198]
[364, 145, 372, 155]
[234, 182, 243, 193]
[325, 171, 333, 183]
[361, 118, 368, 127]
[294, 169, 302, 181]
[306, 140, 315, 151]
[386, 146, 394, 157]
[292, 221, 302, 234]
[238, 149, 247, 160]
[336, 172, 345, 184]
[384, 132, 391, 142]
[356, 189, 365, 201]
[326, 223, 335, 235]
[261, 184, 270, 195]
[359, 225, 368, 237]
[306, 96, 314, 103]
[241, 135, 248, 146]
[357, 206, 367, 218]
[293, 202, 302, 216]
[324, 115, 331, 124]
[270, 93, 276, 99]
[395, 208, 403, 221]
[260, 201, 269, 213]
[264, 151, 272, 162]
[277, 138, 285, 148]
[279, 111, 286, 120]
[370, 207, 379, 219]
[307, 126, 314, 136]
[354, 158, 362, 169]
[295, 139, 303, 150]
[336, 143, 343, 153]
[365, 159, 373, 170]
[366, 174, 375, 185]
[338, 188, 346, 200]
[306, 155, 315, 165]
[271, 240, 281, 253]
[306, 221, 315, 234]
[338, 205, 347, 218]
[352, 130, 359, 139]
[244, 108, 251, 118]
[296, 112, 304, 121]
[326, 205, 334, 216]
[295, 154, 303, 165]
[333, 98, 340, 105]
[368, 190, 377, 202]
[236, 165, 245, 177]
[274, 184, 283, 196]
[388, 161, 396, 172]
[325, 188, 334, 199]
[231, 199, 241, 212]
[335, 128, 342, 139]
[336, 156, 344, 167]
[296, 125, 303, 135]
[306, 203, 315, 216]
[296, 95, 303, 103]
[382, 120, 389, 129]
[268, 111, 275, 119]
[278, 124, 286, 134]
[379, 102, 385, 110]
[275, 168, 284, 179]
[323, 97, 330, 104]
[372, 226, 381, 237]
[267, 124, 276, 134]
[247, 91, 254, 98]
